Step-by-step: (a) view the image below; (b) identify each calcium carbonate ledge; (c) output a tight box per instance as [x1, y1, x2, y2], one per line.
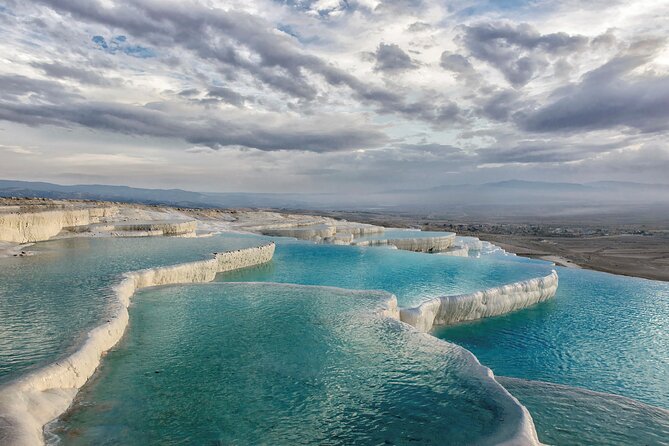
[401, 270, 559, 332]
[353, 234, 456, 253]
[0, 243, 275, 446]
[0, 207, 118, 243]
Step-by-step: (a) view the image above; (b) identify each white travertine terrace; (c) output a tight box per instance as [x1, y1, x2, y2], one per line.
[400, 271, 559, 332]
[84, 220, 198, 237]
[0, 243, 275, 446]
[0, 207, 118, 243]
[228, 211, 385, 244]
[439, 246, 470, 257]
[353, 234, 456, 253]
[454, 236, 484, 251]
[0, 205, 550, 445]
[260, 225, 337, 239]
[257, 222, 384, 243]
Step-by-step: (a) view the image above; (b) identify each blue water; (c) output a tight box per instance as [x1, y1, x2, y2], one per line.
[52, 283, 524, 445]
[2, 231, 669, 445]
[498, 377, 669, 445]
[0, 234, 266, 384]
[0, 233, 543, 384]
[435, 267, 669, 409]
[219, 238, 552, 307]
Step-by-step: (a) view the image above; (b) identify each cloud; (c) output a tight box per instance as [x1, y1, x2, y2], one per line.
[407, 21, 431, 32]
[206, 87, 246, 107]
[0, 74, 81, 102]
[478, 89, 523, 122]
[31, 61, 117, 86]
[517, 39, 669, 133]
[1, 144, 38, 155]
[440, 51, 479, 86]
[460, 22, 588, 86]
[34, 0, 459, 126]
[373, 43, 418, 72]
[0, 77, 388, 152]
[177, 87, 247, 107]
[1, 0, 668, 191]
[56, 153, 160, 166]
[476, 139, 627, 164]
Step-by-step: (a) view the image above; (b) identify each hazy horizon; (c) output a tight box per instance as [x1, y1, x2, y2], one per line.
[3, 178, 669, 224]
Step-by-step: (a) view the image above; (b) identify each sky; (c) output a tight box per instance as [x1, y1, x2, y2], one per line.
[0, 0, 668, 193]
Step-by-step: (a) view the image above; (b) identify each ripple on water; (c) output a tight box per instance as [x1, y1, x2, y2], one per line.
[499, 377, 669, 446]
[50, 283, 530, 446]
[435, 267, 669, 409]
[0, 234, 268, 384]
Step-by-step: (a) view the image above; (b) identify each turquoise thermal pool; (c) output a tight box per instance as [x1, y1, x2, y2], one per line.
[50, 283, 531, 446]
[435, 267, 669, 409]
[1, 230, 668, 445]
[0, 234, 264, 384]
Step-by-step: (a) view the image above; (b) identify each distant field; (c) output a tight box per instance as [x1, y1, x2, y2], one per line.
[307, 209, 669, 282]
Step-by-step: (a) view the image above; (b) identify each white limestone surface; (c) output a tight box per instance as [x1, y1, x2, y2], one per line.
[400, 271, 559, 332]
[354, 234, 456, 253]
[0, 243, 275, 446]
[84, 220, 198, 237]
[0, 207, 118, 243]
[260, 226, 337, 240]
[439, 246, 470, 257]
[454, 236, 484, 251]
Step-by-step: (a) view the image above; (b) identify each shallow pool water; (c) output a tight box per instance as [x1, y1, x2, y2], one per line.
[497, 377, 669, 445]
[3, 230, 669, 444]
[0, 233, 266, 384]
[434, 267, 669, 409]
[0, 233, 543, 385]
[220, 238, 552, 307]
[52, 283, 526, 446]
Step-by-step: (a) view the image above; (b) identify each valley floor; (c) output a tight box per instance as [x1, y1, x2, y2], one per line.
[301, 209, 669, 282]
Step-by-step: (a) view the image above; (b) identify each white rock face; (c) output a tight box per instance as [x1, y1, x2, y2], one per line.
[354, 234, 456, 253]
[261, 226, 337, 239]
[400, 271, 559, 332]
[454, 236, 484, 251]
[0, 243, 275, 446]
[257, 222, 384, 243]
[0, 207, 118, 243]
[87, 220, 198, 237]
[438, 246, 470, 257]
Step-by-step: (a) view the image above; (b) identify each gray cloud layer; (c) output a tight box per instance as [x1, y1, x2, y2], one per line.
[0, 73, 386, 152]
[0, 0, 667, 191]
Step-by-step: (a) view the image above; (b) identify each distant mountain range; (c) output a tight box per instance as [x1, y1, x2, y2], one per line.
[2, 179, 668, 220]
[0, 179, 310, 209]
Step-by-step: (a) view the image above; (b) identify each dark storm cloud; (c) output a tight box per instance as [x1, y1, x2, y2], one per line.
[373, 43, 417, 72]
[517, 39, 669, 133]
[461, 22, 588, 86]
